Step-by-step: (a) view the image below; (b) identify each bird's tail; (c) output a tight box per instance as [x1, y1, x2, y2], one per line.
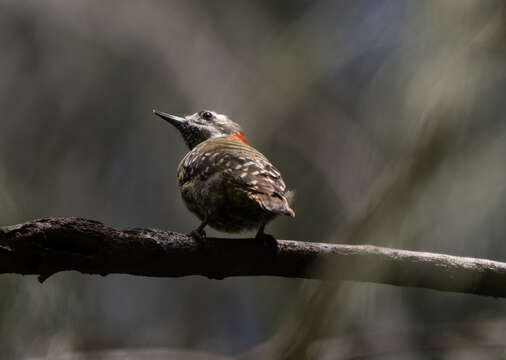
[253, 193, 295, 217]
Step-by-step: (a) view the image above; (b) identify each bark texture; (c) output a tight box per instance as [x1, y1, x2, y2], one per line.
[1, 218, 505, 298]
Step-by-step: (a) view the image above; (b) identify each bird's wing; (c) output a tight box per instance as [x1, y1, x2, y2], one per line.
[186, 136, 295, 217]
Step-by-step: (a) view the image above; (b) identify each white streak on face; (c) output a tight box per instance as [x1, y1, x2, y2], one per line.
[214, 113, 230, 123]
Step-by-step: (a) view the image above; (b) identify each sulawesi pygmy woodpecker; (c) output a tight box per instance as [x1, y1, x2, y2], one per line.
[153, 109, 294, 240]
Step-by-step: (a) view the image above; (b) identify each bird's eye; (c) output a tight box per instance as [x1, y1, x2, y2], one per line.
[202, 111, 213, 120]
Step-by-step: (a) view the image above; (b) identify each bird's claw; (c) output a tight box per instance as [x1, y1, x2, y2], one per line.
[189, 228, 207, 243]
[256, 232, 278, 252]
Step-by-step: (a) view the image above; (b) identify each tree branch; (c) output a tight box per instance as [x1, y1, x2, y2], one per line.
[0, 217, 505, 298]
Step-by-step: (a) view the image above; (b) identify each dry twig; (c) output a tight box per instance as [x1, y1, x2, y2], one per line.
[0, 217, 505, 298]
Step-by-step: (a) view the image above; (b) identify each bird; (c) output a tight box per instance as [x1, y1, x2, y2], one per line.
[153, 109, 295, 241]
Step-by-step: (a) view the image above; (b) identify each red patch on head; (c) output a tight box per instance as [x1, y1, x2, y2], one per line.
[229, 132, 248, 144]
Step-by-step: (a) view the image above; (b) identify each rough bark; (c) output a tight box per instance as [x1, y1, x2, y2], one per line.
[1, 217, 505, 298]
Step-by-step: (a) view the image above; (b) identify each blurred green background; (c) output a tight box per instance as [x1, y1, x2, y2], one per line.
[1, 0, 506, 359]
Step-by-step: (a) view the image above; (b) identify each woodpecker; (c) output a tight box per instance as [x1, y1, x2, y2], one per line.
[153, 109, 295, 241]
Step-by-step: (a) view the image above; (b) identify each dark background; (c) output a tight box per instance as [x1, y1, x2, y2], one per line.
[1, 1, 506, 359]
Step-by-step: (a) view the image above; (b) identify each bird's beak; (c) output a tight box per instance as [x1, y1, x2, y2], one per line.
[153, 109, 186, 128]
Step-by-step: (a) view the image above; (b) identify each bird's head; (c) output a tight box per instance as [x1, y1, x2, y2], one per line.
[154, 109, 247, 150]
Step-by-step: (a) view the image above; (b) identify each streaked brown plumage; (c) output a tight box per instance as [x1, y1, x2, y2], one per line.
[153, 109, 294, 240]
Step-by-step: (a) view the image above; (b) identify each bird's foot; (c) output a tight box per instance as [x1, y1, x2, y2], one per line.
[256, 231, 278, 252]
[189, 228, 207, 243]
